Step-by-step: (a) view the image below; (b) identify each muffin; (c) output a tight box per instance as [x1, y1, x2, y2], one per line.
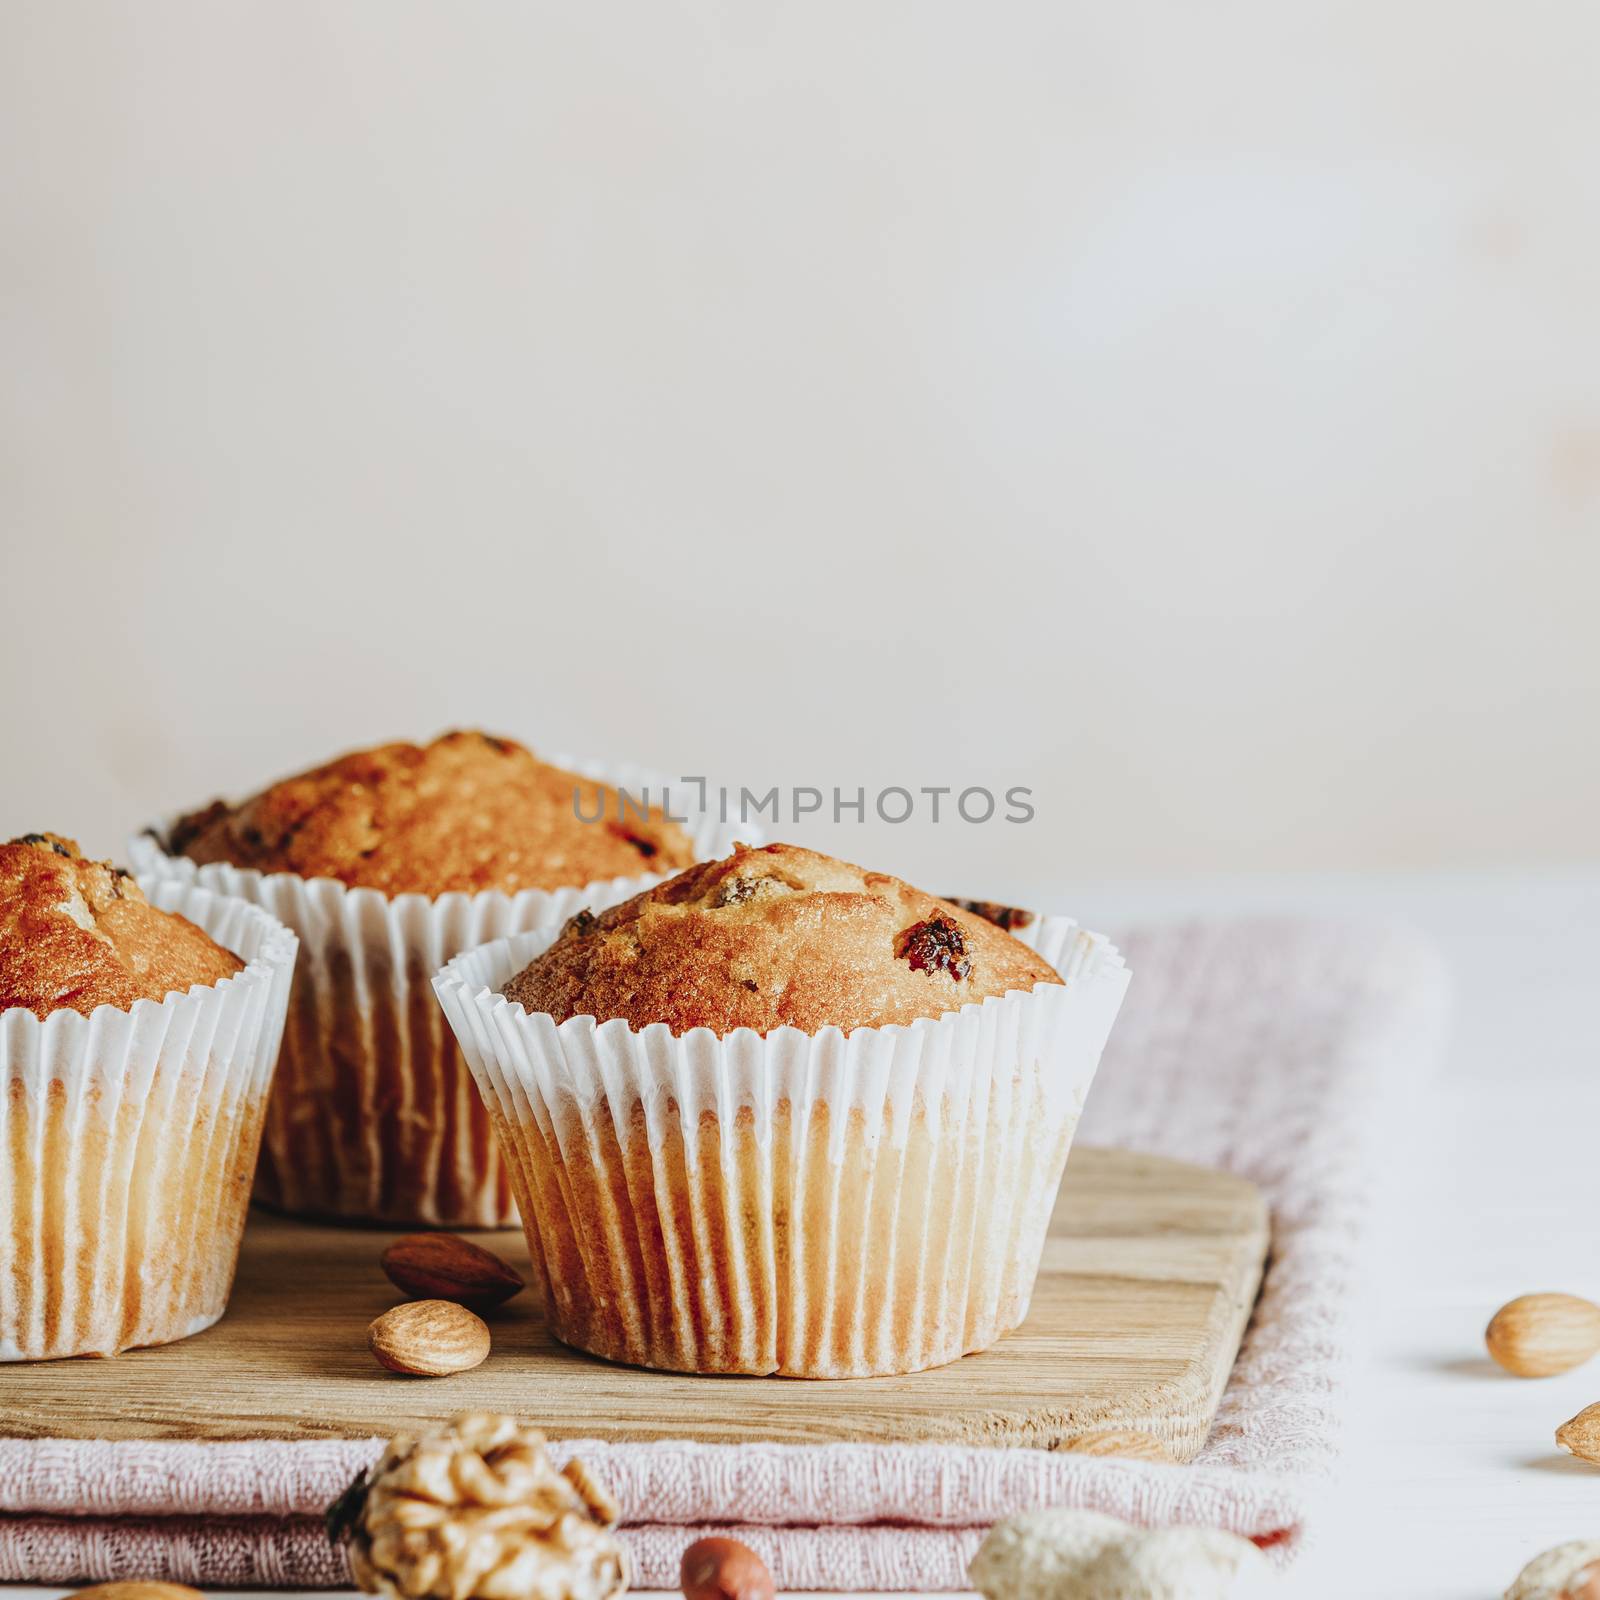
[1, 833, 243, 1014]
[434, 842, 1130, 1378]
[167, 731, 695, 894]
[0, 834, 296, 1360]
[130, 732, 743, 1227]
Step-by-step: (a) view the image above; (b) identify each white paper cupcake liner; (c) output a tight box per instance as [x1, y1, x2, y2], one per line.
[130, 756, 753, 1228]
[0, 882, 297, 1361]
[433, 913, 1129, 1377]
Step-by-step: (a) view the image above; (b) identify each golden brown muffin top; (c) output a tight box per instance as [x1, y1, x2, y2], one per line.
[502, 841, 1062, 1036]
[167, 730, 698, 898]
[0, 834, 244, 1020]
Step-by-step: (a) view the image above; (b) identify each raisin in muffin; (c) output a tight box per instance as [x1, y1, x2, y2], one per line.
[0, 834, 296, 1360]
[435, 842, 1130, 1378]
[503, 843, 1059, 1034]
[132, 733, 726, 1228]
[168, 730, 694, 895]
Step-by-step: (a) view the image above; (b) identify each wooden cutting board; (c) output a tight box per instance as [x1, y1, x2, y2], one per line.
[0, 1147, 1268, 1461]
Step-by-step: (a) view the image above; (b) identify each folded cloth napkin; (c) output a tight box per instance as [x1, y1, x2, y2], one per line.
[0, 917, 1450, 1590]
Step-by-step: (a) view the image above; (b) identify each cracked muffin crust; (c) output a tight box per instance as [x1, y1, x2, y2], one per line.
[0, 833, 243, 1019]
[503, 841, 1062, 1036]
[167, 730, 696, 897]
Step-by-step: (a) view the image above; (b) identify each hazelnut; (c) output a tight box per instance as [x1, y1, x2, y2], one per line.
[680, 1536, 775, 1600]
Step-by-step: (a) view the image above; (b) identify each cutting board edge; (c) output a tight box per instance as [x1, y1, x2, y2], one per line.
[0, 1146, 1271, 1458]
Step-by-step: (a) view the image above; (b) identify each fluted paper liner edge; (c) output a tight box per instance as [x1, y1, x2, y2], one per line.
[434, 914, 1129, 1377]
[129, 754, 755, 1227]
[0, 882, 297, 1360]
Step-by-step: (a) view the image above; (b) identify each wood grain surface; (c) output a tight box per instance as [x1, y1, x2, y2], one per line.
[0, 1146, 1268, 1460]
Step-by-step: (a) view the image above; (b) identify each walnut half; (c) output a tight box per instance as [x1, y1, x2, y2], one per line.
[330, 1413, 627, 1600]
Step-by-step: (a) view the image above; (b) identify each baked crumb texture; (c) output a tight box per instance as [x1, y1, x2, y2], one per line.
[0, 833, 242, 1020]
[168, 730, 696, 897]
[504, 842, 1063, 1036]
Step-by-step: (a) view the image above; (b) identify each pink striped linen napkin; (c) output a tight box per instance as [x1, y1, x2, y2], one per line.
[0, 918, 1450, 1589]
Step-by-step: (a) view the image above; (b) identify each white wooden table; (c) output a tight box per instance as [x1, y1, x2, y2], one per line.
[9, 868, 1599, 1599]
[1070, 867, 1600, 1599]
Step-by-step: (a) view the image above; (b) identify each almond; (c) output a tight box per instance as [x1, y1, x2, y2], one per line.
[1486, 1293, 1600, 1377]
[380, 1233, 524, 1312]
[1557, 1402, 1600, 1464]
[72, 1588, 205, 1600]
[368, 1299, 491, 1376]
[1057, 1429, 1178, 1463]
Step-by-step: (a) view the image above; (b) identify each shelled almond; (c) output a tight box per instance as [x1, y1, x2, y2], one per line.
[380, 1234, 524, 1311]
[1485, 1293, 1600, 1378]
[368, 1299, 491, 1376]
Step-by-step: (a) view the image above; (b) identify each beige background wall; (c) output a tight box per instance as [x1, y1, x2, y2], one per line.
[3, 2, 1596, 898]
